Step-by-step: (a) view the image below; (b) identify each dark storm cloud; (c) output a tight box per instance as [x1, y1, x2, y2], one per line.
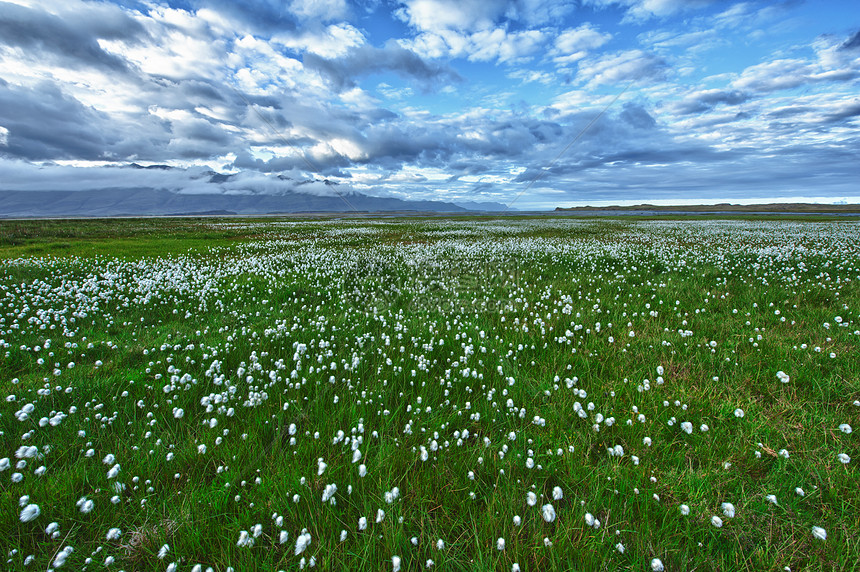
[177, 79, 229, 103]
[303, 42, 463, 92]
[670, 90, 750, 115]
[233, 150, 352, 175]
[767, 106, 813, 118]
[824, 100, 860, 122]
[0, 2, 145, 72]
[672, 89, 750, 115]
[839, 30, 860, 50]
[0, 80, 115, 160]
[619, 102, 657, 128]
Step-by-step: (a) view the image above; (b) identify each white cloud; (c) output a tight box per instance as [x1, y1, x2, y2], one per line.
[289, 0, 351, 22]
[577, 49, 667, 87]
[396, 0, 573, 32]
[397, 0, 509, 33]
[584, 0, 716, 21]
[551, 24, 611, 64]
[339, 87, 380, 110]
[230, 34, 318, 95]
[377, 83, 414, 99]
[507, 69, 554, 85]
[549, 90, 617, 114]
[0, 125, 8, 146]
[108, 6, 226, 82]
[731, 59, 816, 93]
[274, 23, 365, 58]
[403, 27, 547, 63]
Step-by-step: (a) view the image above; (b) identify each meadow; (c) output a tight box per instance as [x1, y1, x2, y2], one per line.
[0, 216, 858, 571]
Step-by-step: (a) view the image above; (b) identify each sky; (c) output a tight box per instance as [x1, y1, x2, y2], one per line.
[0, 0, 858, 209]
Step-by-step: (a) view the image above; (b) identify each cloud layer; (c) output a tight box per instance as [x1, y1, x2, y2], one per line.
[0, 0, 858, 208]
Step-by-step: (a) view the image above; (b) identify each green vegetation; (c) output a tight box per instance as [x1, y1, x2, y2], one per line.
[1, 217, 858, 571]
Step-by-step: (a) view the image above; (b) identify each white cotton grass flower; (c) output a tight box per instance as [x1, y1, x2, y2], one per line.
[795, 487, 805, 497]
[106, 527, 121, 540]
[766, 494, 778, 505]
[280, 531, 289, 544]
[107, 464, 120, 479]
[295, 529, 312, 555]
[358, 517, 367, 530]
[77, 497, 94, 513]
[236, 530, 253, 548]
[376, 509, 385, 523]
[680, 504, 690, 516]
[837, 453, 850, 464]
[776, 371, 790, 384]
[0, 457, 9, 471]
[541, 503, 556, 523]
[552, 486, 563, 500]
[513, 515, 522, 526]
[526, 491, 537, 506]
[512, 565, 520, 572]
[651, 558, 665, 571]
[496, 537, 505, 551]
[392, 556, 402, 572]
[359, 464, 367, 477]
[53, 546, 73, 568]
[322, 483, 337, 504]
[340, 530, 348, 542]
[19, 503, 40, 522]
[436, 539, 445, 550]
[711, 515, 723, 528]
[158, 544, 170, 559]
[838, 424, 852, 434]
[812, 526, 827, 540]
[584, 513, 595, 527]
[680, 421, 693, 434]
[615, 542, 625, 553]
[721, 503, 735, 518]
[734, 408, 745, 418]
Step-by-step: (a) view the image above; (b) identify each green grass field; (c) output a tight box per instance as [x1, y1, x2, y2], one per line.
[1, 216, 858, 571]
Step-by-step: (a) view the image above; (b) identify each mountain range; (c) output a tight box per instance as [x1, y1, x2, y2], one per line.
[0, 165, 510, 217]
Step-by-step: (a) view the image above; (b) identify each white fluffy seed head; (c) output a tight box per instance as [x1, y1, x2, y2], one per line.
[711, 515, 723, 528]
[541, 503, 556, 523]
[19, 503, 40, 522]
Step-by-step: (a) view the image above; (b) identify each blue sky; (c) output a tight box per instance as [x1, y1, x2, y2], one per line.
[0, 0, 858, 209]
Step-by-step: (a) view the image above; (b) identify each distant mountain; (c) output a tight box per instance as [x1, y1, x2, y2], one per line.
[554, 203, 860, 213]
[453, 200, 512, 212]
[0, 188, 471, 218]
